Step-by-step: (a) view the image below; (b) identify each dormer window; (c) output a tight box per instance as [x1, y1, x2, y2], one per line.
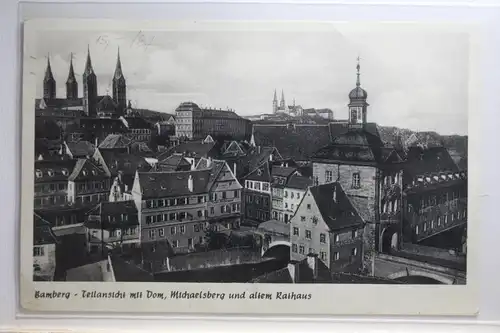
[47, 170, 54, 177]
[257, 169, 262, 176]
[35, 170, 42, 178]
[82, 170, 87, 176]
[62, 169, 68, 176]
[92, 170, 97, 176]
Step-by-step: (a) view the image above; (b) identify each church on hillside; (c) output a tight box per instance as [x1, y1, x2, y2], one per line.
[36, 47, 128, 119]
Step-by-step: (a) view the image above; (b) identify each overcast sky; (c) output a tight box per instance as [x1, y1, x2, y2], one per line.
[33, 27, 469, 135]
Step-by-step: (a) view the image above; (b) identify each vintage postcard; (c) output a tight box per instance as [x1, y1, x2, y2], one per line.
[20, 19, 479, 316]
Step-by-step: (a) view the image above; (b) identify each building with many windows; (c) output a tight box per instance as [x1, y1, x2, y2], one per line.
[174, 102, 252, 141]
[34, 159, 76, 209]
[67, 159, 111, 205]
[290, 182, 365, 273]
[132, 159, 242, 259]
[283, 174, 312, 223]
[85, 201, 140, 255]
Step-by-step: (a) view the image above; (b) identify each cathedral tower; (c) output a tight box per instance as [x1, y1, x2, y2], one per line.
[348, 57, 369, 127]
[272, 89, 278, 113]
[83, 46, 98, 117]
[280, 89, 286, 110]
[43, 55, 56, 100]
[66, 53, 78, 99]
[112, 47, 127, 116]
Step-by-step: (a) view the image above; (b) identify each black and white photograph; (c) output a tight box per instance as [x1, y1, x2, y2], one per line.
[20, 20, 475, 315]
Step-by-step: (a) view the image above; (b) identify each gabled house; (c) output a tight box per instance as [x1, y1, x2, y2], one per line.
[290, 182, 365, 273]
[85, 201, 140, 255]
[63, 140, 95, 159]
[67, 159, 111, 205]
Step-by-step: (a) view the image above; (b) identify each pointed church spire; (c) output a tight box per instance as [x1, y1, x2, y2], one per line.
[114, 47, 124, 79]
[281, 89, 285, 103]
[44, 54, 55, 81]
[66, 53, 78, 99]
[356, 55, 361, 87]
[273, 89, 277, 101]
[43, 54, 56, 99]
[84, 45, 95, 76]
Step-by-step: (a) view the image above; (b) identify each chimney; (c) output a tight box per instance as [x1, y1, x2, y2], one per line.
[287, 261, 300, 283]
[307, 254, 319, 280]
[233, 163, 237, 176]
[333, 183, 337, 203]
[188, 174, 194, 192]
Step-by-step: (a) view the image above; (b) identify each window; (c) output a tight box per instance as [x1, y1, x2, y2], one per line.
[334, 252, 340, 261]
[299, 245, 305, 254]
[291, 204, 294, 210]
[320, 251, 327, 261]
[222, 192, 227, 199]
[210, 207, 214, 215]
[292, 244, 298, 253]
[172, 240, 179, 248]
[284, 203, 288, 209]
[352, 230, 358, 238]
[171, 226, 176, 234]
[149, 229, 156, 239]
[188, 238, 193, 248]
[291, 192, 294, 199]
[352, 173, 361, 188]
[325, 170, 333, 183]
[300, 216, 306, 222]
[262, 183, 269, 191]
[159, 228, 165, 237]
[297, 193, 301, 199]
[334, 234, 340, 243]
[33, 246, 44, 257]
[351, 248, 357, 256]
[415, 225, 419, 234]
[234, 190, 239, 198]
[47, 170, 54, 177]
[423, 223, 427, 232]
[284, 191, 288, 198]
[180, 225, 186, 234]
[293, 227, 299, 236]
[305, 230, 312, 239]
[198, 196, 204, 203]
[318, 234, 326, 244]
[307, 204, 311, 210]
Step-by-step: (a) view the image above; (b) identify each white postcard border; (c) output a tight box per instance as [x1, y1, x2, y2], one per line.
[20, 19, 481, 316]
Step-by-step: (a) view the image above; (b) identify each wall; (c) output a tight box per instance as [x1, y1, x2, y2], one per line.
[329, 228, 364, 273]
[33, 243, 56, 280]
[283, 187, 306, 222]
[313, 163, 377, 200]
[165, 247, 262, 272]
[290, 190, 330, 267]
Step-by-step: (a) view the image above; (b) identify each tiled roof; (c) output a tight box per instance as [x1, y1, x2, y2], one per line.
[257, 220, 290, 236]
[68, 158, 109, 181]
[158, 153, 192, 171]
[110, 256, 154, 282]
[404, 146, 459, 178]
[137, 169, 212, 199]
[245, 161, 272, 182]
[124, 117, 153, 129]
[253, 124, 331, 160]
[312, 129, 385, 164]
[86, 201, 139, 227]
[34, 159, 76, 183]
[159, 141, 217, 160]
[99, 134, 132, 149]
[34, 213, 58, 245]
[65, 259, 108, 281]
[97, 95, 118, 112]
[35, 98, 83, 109]
[286, 174, 312, 190]
[309, 183, 365, 231]
[271, 166, 297, 178]
[66, 141, 95, 157]
[347, 195, 375, 223]
[98, 150, 151, 177]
